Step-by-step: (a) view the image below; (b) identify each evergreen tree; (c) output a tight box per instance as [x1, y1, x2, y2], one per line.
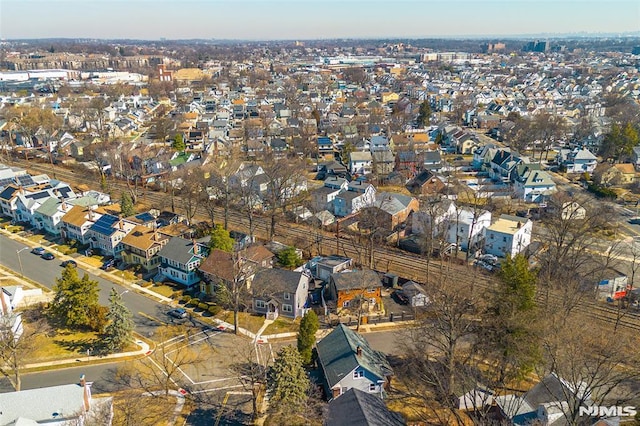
[297, 310, 319, 365]
[120, 191, 135, 218]
[267, 346, 310, 414]
[417, 100, 432, 128]
[103, 288, 134, 352]
[209, 224, 234, 252]
[480, 254, 540, 384]
[172, 133, 186, 153]
[277, 246, 303, 269]
[50, 265, 101, 330]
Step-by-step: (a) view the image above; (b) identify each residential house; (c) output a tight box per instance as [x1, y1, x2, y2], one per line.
[311, 178, 347, 213]
[325, 388, 406, 426]
[251, 269, 310, 319]
[120, 225, 169, 273]
[423, 150, 443, 172]
[494, 373, 593, 426]
[334, 181, 376, 217]
[484, 214, 532, 258]
[395, 150, 423, 176]
[316, 324, 393, 400]
[447, 207, 492, 251]
[594, 163, 636, 186]
[369, 192, 420, 231]
[513, 165, 557, 203]
[400, 281, 429, 307]
[157, 237, 210, 287]
[405, 170, 445, 196]
[326, 270, 383, 314]
[0, 376, 113, 425]
[370, 135, 391, 153]
[489, 149, 526, 183]
[60, 205, 102, 244]
[557, 148, 597, 174]
[372, 151, 395, 176]
[560, 201, 586, 220]
[318, 136, 334, 156]
[472, 144, 499, 170]
[633, 146, 640, 171]
[349, 151, 373, 175]
[198, 245, 274, 298]
[307, 255, 353, 282]
[411, 198, 457, 236]
[86, 215, 136, 259]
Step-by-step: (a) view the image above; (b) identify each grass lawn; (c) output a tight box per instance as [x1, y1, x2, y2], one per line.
[84, 255, 105, 267]
[218, 311, 265, 334]
[263, 317, 300, 335]
[150, 284, 176, 298]
[26, 234, 45, 244]
[114, 270, 138, 281]
[0, 277, 26, 286]
[29, 328, 101, 362]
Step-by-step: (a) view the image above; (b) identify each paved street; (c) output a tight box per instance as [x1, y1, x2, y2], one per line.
[0, 233, 168, 338]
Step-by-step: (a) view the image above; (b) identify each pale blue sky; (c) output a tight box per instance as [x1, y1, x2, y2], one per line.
[1, 0, 638, 40]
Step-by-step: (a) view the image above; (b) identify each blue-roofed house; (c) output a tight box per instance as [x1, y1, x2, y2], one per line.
[157, 237, 210, 287]
[318, 136, 334, 156]
[86, 214, 136, 258]
[316, 324, 393, 401]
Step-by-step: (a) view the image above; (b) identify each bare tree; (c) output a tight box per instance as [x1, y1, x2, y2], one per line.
[230, 341, 267, 421]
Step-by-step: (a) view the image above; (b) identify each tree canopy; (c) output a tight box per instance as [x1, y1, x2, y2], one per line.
[172, 133, 186, 153]
[50, 265, 104, 330]
[599, 122, 639, 163]
[297, 310, 319, 365]
[209, 224, 235, 252]
[277, 246, 303, 269]
[120, 190, 136, 218]
[267, 345, 310, 415]
[103, 287, 134, 352]
[417, 100, 431, 128]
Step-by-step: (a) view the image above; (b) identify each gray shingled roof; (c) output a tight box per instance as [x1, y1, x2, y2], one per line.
[158, 236, 208, 265]
[252, 268, 305, 295]
[316, 324, 392, 389]
[325, 388, 406, 426]
[331, 270, 381, 291]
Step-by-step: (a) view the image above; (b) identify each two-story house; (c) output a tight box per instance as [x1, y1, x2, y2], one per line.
[484, 214, 532, 258]
[251, 269, 310, 319]
[60, 205, 102, 244]
[333, 181, 376, 217]
[316, 324, 393, 400]
[349, 151, 373, 175]
[447, 207, 492, 251]
[157, 237, 210, 287]
[369, 192, 420, 231]
[513, 165, 557, 203]
[86, 215, 136, 259]
[557, 148, 597, 174]
[120, 225, 169, 273]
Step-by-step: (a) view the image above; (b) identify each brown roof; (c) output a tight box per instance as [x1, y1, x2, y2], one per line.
[159, 222, 192, 238]
[121, 225, 167, 251]
[199, 249, 235, 282]
[95, 203, 121, 215]
[61, 205, 97, 227]
[244, 245, 274, 263]
[613, 163, 636, 174]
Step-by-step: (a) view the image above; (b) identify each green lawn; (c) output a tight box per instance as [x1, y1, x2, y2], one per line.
[150, 284, 176, 298]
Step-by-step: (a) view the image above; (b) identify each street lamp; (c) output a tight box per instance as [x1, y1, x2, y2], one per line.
[119, 290, 129, 297]
[16, 247, 29, 277]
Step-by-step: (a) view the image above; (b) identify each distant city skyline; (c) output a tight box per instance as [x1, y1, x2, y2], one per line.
[1, 0, 639, 41]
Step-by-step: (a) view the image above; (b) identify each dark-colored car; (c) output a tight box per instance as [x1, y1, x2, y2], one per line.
[100, 258, 116, 270]
[31, 247, 45, 255]
[61, 260, 77, 267]
[167, 308, 188, 319]
[41, 252, 55, 260]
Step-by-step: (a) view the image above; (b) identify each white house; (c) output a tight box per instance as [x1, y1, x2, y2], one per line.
[484, 214, 532, 258]
[447, 208, 492, 251]
[557, 148, 598, 174]
[349, 151, 373, 175]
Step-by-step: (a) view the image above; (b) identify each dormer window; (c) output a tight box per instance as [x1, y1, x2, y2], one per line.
[284, 292, 290, 300]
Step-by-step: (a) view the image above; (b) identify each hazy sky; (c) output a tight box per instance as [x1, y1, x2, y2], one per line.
[1, 0, 639, 40]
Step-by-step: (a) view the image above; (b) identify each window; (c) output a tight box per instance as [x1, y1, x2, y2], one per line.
[284, 292, 290, 300]
[256, 300, 266, 309]
[503, 236, 507, 242]
[353, 370, 364, 379]
[283, 304, 292, 313]
[343, 301, 350, 308]
[369, 384, 377, 392]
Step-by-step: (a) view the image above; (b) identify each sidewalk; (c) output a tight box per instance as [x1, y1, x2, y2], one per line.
[23, 337, 152, 371]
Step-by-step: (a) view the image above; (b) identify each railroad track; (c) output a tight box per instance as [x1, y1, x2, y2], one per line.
[12, 158, 640, 332]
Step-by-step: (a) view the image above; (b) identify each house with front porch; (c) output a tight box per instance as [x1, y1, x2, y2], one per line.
[157, 237, 210, 287]
[86, 214, 136, 259]
[60, 205, 102, 244]
[349, 151, 373, 175]
[251, 268, 310, 319]
[557, 148, 597, 174]
[120, 225, 169, 273]
[484, 215, 532, 258]
[513, 165, 557, 203]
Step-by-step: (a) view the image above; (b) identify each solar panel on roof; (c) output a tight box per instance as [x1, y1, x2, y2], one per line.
[30, 192, 50, 200]
[0, 178, 13, 187]
[90, 214, 119, 236]
[135, 212, 155, 222]
[16, 175, 35, 187]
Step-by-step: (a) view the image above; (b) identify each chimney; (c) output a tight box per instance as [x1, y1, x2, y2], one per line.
[192, 239, 199, 255]
[0, 288, 9, 316]
[356, 346, 362, 356]
[119, 219, 124, 230]
[516, 221, 521, 229]
[80, 374, 92, 412]
[88, 206, 94, 221]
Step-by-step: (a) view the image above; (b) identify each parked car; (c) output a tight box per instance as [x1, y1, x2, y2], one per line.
[41, 252, 55, 261]
[167, 308, 187, 319]
[61, 260, 77, 267]
[100, 258, 116, 270]
[392, 290, 409, 305]
[31, 247, 45, 255]
[478, 254, 498, 265]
